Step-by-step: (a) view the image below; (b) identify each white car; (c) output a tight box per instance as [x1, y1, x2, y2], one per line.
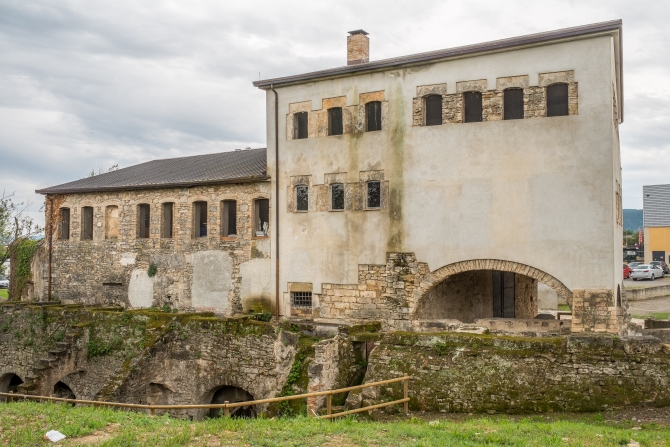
[0, 278, 8, 289]
[630, 264, 664, 281]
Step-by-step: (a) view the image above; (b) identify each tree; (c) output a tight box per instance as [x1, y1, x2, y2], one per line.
[0, 191, 43, 277]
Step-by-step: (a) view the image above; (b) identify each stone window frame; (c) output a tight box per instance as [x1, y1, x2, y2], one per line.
[330, 183, 345, 211]
[159, 200, 176, 239]
[324, 172, 347, 212]
[538, 70, 578, 117]
[288, 282, 313, 317]
[287, 175, 312, 213]
[253, 196, 270, 238]
[58, 207, 71, 240]
[81, 205, 94, 241]
[220, 199, 238, 239]
[502, 88, 525, 120]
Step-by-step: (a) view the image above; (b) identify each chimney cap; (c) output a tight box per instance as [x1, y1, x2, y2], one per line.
[348, 29, 369, 36]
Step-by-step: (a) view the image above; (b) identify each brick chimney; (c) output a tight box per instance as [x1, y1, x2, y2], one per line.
[347, 30, 369, 66]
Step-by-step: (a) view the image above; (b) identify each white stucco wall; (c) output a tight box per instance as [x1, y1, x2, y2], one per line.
[264, 35, 622, 315]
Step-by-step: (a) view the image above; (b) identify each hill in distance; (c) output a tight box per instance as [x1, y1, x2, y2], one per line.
[623, 209, 643, 232]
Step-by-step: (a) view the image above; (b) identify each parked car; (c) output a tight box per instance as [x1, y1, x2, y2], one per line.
[623, 264, 631, 279]
[650, 261, 670, 274]
[628, 262, 641, 269]
[0, 278, 8, 289]
[630, 264, 665, 281]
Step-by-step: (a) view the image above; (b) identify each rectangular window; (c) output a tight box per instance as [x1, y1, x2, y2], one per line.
[366, 181, 381, 209]
[138, 204, 150, 239]
[546, 83, 569, 117]
[503, 88, 524, 120]
[331, 184, 344, 210]
[162, 203, 173, 238]
[463, 91, 483, 123]
[294, 111, 308, 139]
[291, 291, 312, 308]
[365, 101, 382, 131]
[296, 186, 309, 212]
[254, 199, 269, 236]
[193, 201, 207, 238]
[81, 206, 93, 240]
[105, 205, 119, 239]
[221, 200, 237, 237]
[424, 95, 442, 126]
[59, 208, 70, 240]
[328, 107, 343, 136]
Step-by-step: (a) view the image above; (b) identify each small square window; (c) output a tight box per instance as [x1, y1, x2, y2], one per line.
[331, 184, 344, 210]
[291, 291, 312, 308]
[366, 181, 381, 209]
[296, 185, 309, 212]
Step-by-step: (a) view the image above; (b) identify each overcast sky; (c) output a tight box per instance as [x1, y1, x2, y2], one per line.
[1, 0, 669, 227]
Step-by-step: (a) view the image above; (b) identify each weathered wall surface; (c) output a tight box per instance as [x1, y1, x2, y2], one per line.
[38, 181, 271, 314]
[355, 332, 670, 414]
[0, 304, 297, 419]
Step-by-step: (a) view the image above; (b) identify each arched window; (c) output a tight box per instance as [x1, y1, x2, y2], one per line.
[293, 112, 308, 139]
[328, 107, 343, 136]
[463, 92, 482, 123]
[547, 83, 569, 117]
[365, 101, 382, 131]
[503, 88, 524, 120]
[138, 204, 150, 239]
[296, 186, 309, 212]
[424, 95, 442, 126]
[59, 208, 70, 240]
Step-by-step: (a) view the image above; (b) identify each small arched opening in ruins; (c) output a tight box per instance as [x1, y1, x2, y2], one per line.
[208, 386, 256, 419]
[0, 373, 23, 401]
[414, 260, 572, 327]
[53, 381, 76, 403]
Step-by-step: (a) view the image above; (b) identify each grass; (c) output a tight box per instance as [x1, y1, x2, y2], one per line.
[558, 304, 571, 311]
[0, 289, 7, 300]
[1, 402, 670, 446]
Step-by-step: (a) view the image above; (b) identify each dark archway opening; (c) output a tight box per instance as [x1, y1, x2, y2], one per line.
[0, 373, 23, 401]
[53, 381, 76, 404]
[416, 270, 540, 322]
[209, 386, 255, 419]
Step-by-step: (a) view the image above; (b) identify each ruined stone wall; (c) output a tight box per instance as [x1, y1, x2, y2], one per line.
[0, 304, 297, 419]
[39, 181, 272, 314]
[356, 332, 670, 414]
[415, 270, 493, 323]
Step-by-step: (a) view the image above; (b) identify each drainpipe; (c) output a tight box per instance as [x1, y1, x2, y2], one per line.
[47, 196, 53, 302]
[270, 84, 280, 323]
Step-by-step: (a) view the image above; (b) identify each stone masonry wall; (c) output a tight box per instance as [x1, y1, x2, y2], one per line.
[355, 332, 670, 414]
[39, 180, 272, 314]
[0, 303, 297, 419]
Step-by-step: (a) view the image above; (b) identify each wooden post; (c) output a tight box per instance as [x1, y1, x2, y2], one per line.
[224, 401, 229, 418]
[150, 401, 155, 415]
[8, 391, 13, 403]
[327, 394, 332, 418]
[403, 377, 409, 415]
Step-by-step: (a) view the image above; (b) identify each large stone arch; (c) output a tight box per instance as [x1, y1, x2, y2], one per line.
[413, 259, 573, 313]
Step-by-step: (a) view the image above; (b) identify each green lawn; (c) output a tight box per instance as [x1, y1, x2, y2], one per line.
[0, 289, 7, 300]
[632, 312, 670, 321]
[1, 402, 669, 446]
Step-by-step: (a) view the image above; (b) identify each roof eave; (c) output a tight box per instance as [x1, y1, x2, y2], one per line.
[36, 175, 271, 195]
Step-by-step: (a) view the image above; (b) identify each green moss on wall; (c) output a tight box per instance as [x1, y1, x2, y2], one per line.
[9, 238, 40, 300]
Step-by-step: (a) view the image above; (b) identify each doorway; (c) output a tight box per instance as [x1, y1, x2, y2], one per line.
[492, 271, 515, 318]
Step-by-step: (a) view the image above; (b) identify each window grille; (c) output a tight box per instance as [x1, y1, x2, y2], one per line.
[331, 184, 344, 210]
[162, 203, 173, 238]
[546, 83, 569, 117]
[366, 181, 381, 209]
[221, 200, 237, 237]
[463, 92, 482, 123]
[138, 204, 150, 239]
[291, 291, 312, 308]
[296, 186, 309, 212]
[294, 112, 308, 139]
[365, 101, 382, 131]
[59, 208, 70, 240]
[328, 107, 343, 136]
[254, 199, 269, 236]
[424, 95, 442, 126]
[193, 201, 207, 238]
[503, 88, 524, 120]
[81, 206, 93, 240]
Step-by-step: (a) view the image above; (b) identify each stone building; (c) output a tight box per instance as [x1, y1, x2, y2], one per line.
[35, 149, 273, 314]
[253, 20, 625, 333]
